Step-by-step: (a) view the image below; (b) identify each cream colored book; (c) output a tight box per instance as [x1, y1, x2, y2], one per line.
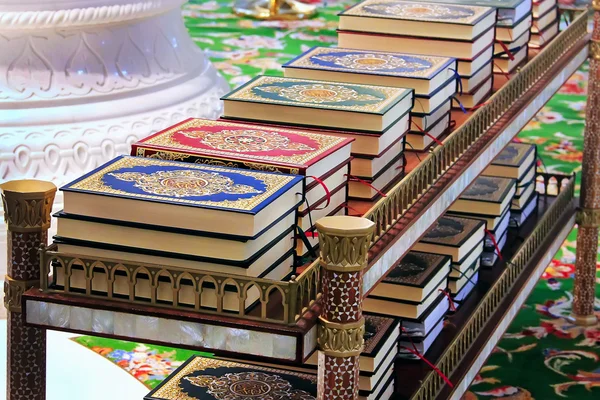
[339, 0, 496, 40]
[338, 26, 495, 60]
[461, 60, 492, 92]
[454, 76, 492, 108]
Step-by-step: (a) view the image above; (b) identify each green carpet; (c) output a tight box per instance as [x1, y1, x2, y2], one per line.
[72, 1, 600, 397]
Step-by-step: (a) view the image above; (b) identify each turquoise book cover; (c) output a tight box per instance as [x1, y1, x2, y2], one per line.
[61, 155, 303, 214]
[284, 47, 456, 80]
[222, 75, 412, 115]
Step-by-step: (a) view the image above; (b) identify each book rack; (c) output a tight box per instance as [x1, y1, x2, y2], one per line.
[2, 7, 598, 400]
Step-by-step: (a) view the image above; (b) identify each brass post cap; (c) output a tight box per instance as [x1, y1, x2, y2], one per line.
[568, 313, 598, 326]
[316, 216, 375, 237]
[0, 180, 57, 197]
[1, 179, 57, 232]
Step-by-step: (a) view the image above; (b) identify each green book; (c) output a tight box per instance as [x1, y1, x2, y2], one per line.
[222, 75, 414, 133]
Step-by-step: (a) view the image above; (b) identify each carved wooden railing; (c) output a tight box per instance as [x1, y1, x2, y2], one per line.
[38, 11, 588, 326]
[411, 173, 576, 400]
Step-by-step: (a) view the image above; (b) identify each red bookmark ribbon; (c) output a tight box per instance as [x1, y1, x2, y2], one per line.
[345, 174, 387, 198]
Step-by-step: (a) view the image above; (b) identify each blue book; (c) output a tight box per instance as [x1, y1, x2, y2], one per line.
[61, 155, 304, 238]
[425, 0, 532, 26]
[283, 47, 457, 96]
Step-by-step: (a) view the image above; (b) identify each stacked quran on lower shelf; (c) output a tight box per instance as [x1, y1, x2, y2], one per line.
[483, 142, 538, 228]
[221, 75, 414, 203]
[448, 175, 517, 267]
[414, 215, 486, 310]
[338, 0, 497, 110]
[52, 155, 306, 312]
[130, 118, 353, 257]
[364, 251, 451, 358]
[531, 0, 559, 49]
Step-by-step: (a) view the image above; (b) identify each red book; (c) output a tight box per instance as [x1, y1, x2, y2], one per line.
[131, 118, 354, 177]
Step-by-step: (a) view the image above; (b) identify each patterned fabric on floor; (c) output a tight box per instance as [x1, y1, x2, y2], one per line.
[72, 1, 600, 398]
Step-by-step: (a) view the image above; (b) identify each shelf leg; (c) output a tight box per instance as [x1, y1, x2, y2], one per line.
[316, 216, 375, 400]
[571, 4, 600, 327]
[1, 180, 56, 400]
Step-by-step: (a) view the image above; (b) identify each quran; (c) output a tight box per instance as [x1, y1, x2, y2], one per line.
[457, 45, 493, 76]
[483, 142, 537, 179]
[496, 13, 532, 42]
[222, 75, 414, 133]
[531, 6, 558, 34]
[339, 0, 497, 40]
[145, 356, 318, 400]
[370, 251, 451, 303]
[531, 20, 559, 49]
[338, 25, 496, 60]
[494, 45, 528, 74]
[406, 112, 450, 151]
[283, 46, 457, 96]
[131, 118, 353, 177]
[410, 99, 451, 131]
[413, 215, 485, 262]
[399, 293, 449, 339]
[348, 153, 406, 200]
[398, 316, 444, 357]
[427, 0, 532, 26]
[61, 156, 303, 238]
[454, 77, 492, 109]
[449, 176, 517, 216]
[351, 135, 405, 178]
[533, 0, 556, 18]
[461, 60, 492, 92]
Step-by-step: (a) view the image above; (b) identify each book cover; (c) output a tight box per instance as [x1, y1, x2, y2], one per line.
[340, 0, 494, 26]
[382, 251, 450, 288]
[492, 143, 536, 167]
[131, 119, 353, 175]
[62, 156, 303, 215]
[363, 314, 399, 357]
[420, 215, 485, 247]
[460, 176, 516, 203]
[222, 75, 411, 115]
[284, 47, 456, 80]
[145, 356, 317, 400]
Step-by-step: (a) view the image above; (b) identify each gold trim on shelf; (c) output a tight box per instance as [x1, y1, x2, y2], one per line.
[0, 180, 56, 233]
[233, 0, 317, 20]
[317, 317, 365, 357]
[4, 275, 39, 313]
[575, 207, 600, 227]
[411, 174, 576, 400]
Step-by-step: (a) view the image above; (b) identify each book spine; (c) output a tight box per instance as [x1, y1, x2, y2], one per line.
[132, 146, 303, 175]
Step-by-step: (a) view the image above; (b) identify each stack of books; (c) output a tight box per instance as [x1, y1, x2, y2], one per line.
[531, 0, 559, 49]
[338, 0, 497, 109]
[413, 215, 485, 308]
[364, 251, 451, 357]
[448, 176, 517, 267]
[52, 156, 304, 312]
[221, 75, 414, 202]
[129, 118, 353, 258]
[489, 0, 533, 74]
[483, 142, 538, 228]
[283, 47, 456, 153]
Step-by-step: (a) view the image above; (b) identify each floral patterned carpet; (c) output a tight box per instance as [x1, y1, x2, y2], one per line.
[72, 1, 600, 398]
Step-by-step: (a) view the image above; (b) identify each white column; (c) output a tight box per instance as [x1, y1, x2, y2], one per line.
[0, 0, 230, 273]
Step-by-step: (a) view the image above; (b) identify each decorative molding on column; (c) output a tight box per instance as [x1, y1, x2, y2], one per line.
[233, 0, 317, 20]
[318, 317, 365, 358]
[591, 39, 600, 60]
[1, 180, 56, 233]
[3, 276, 38, 313]
[316, 216, 374, 400]
[575, 207, 600, 227]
